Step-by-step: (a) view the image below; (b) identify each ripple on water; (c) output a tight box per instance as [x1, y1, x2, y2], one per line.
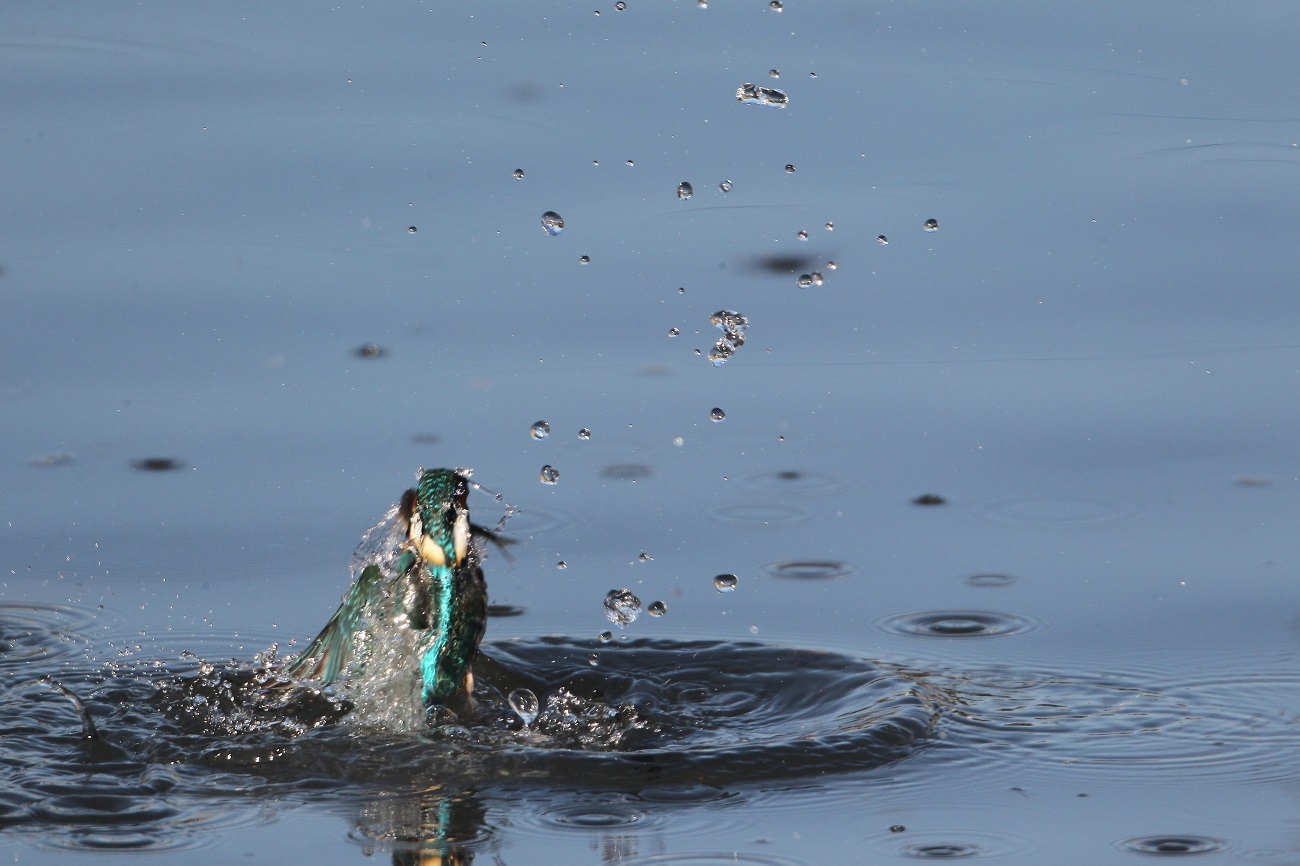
[737, 470, 845, 495]
[705, 503, 814, 527]
[864, 827, 1031, 861]
[969, 496, 1137, 524]
[1116, 835, 1226, 856]
[962, 573, 1018, 588]
[0, 602, 98, 670]
[622, 854, 806, 866]
[762, 560, 854, 580]
[876, 610, 1040, 638]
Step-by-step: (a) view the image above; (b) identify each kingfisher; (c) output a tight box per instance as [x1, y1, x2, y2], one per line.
[283, 469, 490, 717]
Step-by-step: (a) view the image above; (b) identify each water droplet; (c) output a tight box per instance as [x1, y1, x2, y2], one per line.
[924, 218, 939, 232]
[625, 159, 634, 167]
[508, 688, 539, 725]
[615, 0, 626, 9]
[589, 653, 600, 666]
[577, 428, 592, 440]
[677, 181, 694, 200]
[826, 261, 837, 269]
[769, 1, 783, 11]
[714, 574, 739, 592]
[539, 464, 560, 485]
[512, 168, 524, 179]
[824, 221, 834, 231]
[811, 271, 824, 286]
[891, 825, 907, 833]
[735, 83, 789, 108]
[579, 254, 590, 264]
[668, 327, 680, 337]
[530, 420, 551, 440]
[557, 560, 568, 569]
[540, 211, 565, 235]
[796, 230, 808, 240]
[785, 164, 796, 173]
[710, 407, 726, 422]
[697, 0, 707, 6]
[796, 274, 813, 288]
[598, 630, 613, 642]
[603, 588, 642, 627]
[769, 69, 780, 78]
[719, 179, 733, 193]
[407, 226, 418, 233]
[877, 235, 888, 245]
[638, 551, 653, 562]
[648, 600, 666, 617]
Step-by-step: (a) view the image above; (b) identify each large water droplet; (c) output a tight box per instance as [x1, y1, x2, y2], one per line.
[677, 181, 694, 200]
[647, 600, 667, 617]
[530, 420, 551, 440]
[603, 588, 642, 627]
[710, 407, 726, 422]
[736, 83, 789, 108]
[877, 235, 889, 245]
[769, 1, 783, 11]
[924, 218, 939, 232]
[796, 274, 813, 288]
[508, 688, 539, 726]
[796, 230, 809, 241]
[539, 465, 560, 485]
[714, 574, 739, 592]
[540, 211, 565, 236]
[707, 310, 750, 367]
[785, 164, 796, 173]
[615, 1, 627, 9]
[513, 168, 524, 180]
[719, 179, 733, 193]
[577, 428, 592, 440]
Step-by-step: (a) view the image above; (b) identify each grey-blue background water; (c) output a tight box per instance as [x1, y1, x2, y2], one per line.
[4, 1, 1300, 862]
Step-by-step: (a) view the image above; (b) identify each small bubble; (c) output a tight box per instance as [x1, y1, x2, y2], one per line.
[557, 560, 568, 569]
[512, 168, 524, 179]
[540, 465, 560, 485]
[714, 574, 739, 592]
[668, 327, 680, 337]
[769, 1, 782, 10]
[615, 0, 626, 8]
[577, 428, 592, 440]
[710, 407, 726, 422]
[530, 420, 551, 440]
[769, 69, 780, 78]
[796, 230, 808, 241]
[824, 221, 834, 231]
[579, 254, 590, 264]
[604, 588, 642, 627]
[638, 551, 653, 562]
[785, 164, 796, 173]
[407, 226, 418, 233]
[648, 600, 666, 617]
[599, 631, 613, 643]
[876, 235, 888, 245]
[719, 179, 733, 193]
[796, 274, 813, 288]
[677, 181, 694, 200]
[924, 218, 939, 232]
[508, 688, 539, 725]
[625, 159, 634, 167]
[540, 211, 565, 235]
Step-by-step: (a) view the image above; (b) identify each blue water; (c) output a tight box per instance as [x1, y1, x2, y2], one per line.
[4, 1, 1300, 862]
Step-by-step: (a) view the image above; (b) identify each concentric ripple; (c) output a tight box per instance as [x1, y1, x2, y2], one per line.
[1117, 835, 1225, 856]
[0, 602, 98, 671]
[876, 610, 1040, 638]
[762, 560, 854, 580]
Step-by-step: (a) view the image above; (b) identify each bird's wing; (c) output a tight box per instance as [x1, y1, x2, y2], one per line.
[283, 563, 384, 683]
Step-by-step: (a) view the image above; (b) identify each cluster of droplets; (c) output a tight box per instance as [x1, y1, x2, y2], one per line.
[736, 82, 788, 108]
[707, 309, 749, 367]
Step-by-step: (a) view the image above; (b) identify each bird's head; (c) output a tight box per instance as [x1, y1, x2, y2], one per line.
[400, 469, 471, 569]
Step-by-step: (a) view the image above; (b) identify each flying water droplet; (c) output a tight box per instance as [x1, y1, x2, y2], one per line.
[719, 179, 733, 193]
[796, 230, 808, 240]
[599, 630, 613, 643]
[604, 588, 642, 627]
[710, 407, 726, 422]
[714, 574, 739, 592]
[785, 164, 796, 173]
[577, 428, 592, 440]
[648, 600, 666, 617]
[513, 168, 524, 179]
[811, 271, 824, 286]
[557, 560, 568, 569]
[508, 688, 539, 726]
[539, 465, 560, 485]
[735, 83, 789, 108]
[638, 551, 653, 562]
[530, 420, 551, 440]
[824, 221, 834, 231]
[615, 0, 626, 9]
[708, 309, 749, 366]
[540, 211, 565, 235]
[877, 235, 889, 245]
[407, 226, 418, 234]
[579, 254, 590, 264]
[668, 327, 680, 337]
[924, 218, 939, 232]
[677, 181, 694, 200]
[796, 274, 813, 288]
[769, 69, 780, 78]
[625, 159, 634, 167]
[769, 1, 783, 11]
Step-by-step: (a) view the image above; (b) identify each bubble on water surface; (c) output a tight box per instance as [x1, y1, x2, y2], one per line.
[677, 181, 693, 200]
[539, 464, 560, 485]
[736, 83, 788, 108]
[647, 601, 666, 617]
[540, 211, 564, 235]
[709, 407, 726, 422]
[1117, 835, 1226, 856]
[713, 574, 738, 592]
[924, 218, 939, 232]
[529, 420, 550, 440]
[508, 688, 539, 726]
[512, 168, 524, 179]
[877, 610, 1039, 638]
[604, 589, 642, 628]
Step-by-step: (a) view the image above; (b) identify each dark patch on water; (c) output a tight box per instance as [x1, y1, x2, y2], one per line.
[743, 254, 820, 275]
[600, 464, 653, 481]
[486, 604, 527, 618]
[131, 458, 184, 472]
[737, 470, 844, 494]
[355, 343, 384, 358]
[912, 493, 947, 506]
